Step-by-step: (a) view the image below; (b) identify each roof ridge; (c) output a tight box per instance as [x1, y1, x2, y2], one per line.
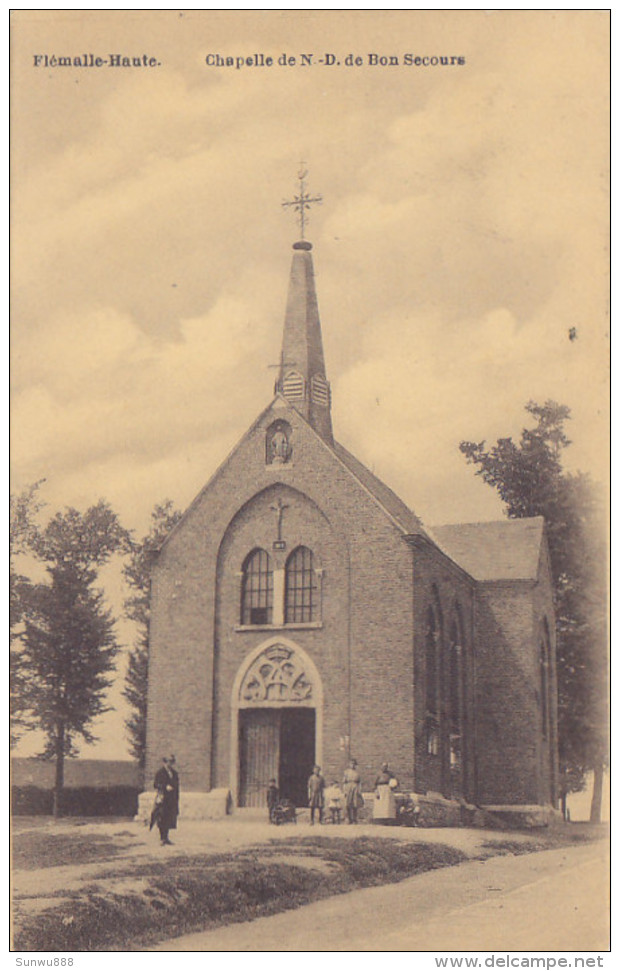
[433, 515, 544, 529]
[331, 439, 429, 538]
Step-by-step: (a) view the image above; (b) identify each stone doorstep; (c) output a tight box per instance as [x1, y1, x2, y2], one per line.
[137, 788, 232, 822]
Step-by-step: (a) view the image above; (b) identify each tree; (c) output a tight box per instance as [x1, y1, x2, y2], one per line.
[20, 501, 128, 816]
[9, 481, 45, 745]
[123, 501, 183, 771]
[460, 401, 607, 821]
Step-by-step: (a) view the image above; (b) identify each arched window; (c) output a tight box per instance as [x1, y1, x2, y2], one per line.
[285, 546, 317, 624]
[425, 606, 441, 756]
[240, 549, 273, 626]
[447, 609, 467, 796]
[448, 620, 461, 738]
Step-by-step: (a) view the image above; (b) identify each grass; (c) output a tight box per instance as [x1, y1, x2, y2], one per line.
[12, 831, 134, 870]
[479, 823, 608, 858]
[13, 837, 467, 951]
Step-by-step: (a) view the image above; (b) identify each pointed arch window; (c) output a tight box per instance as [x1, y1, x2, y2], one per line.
[285, 546, 318, 624]
[425, 605, 441, 756]
[241, 549, 273, 626]
[447, 609, 467, 795]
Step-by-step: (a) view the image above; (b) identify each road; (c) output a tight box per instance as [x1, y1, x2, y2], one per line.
[153, 841, 609, 952]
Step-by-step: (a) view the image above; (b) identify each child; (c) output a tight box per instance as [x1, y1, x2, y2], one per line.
[324, 780, 344, 824]
[267, 778, 279, 824]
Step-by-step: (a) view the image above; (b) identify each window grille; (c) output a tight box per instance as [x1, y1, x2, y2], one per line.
[285, 546, 317, 623]
[241, 549, 273, 625]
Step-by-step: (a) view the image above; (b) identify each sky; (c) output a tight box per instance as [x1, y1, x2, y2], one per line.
[11, 10, 609, 760]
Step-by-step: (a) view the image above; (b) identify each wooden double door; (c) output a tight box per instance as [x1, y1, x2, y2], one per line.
[238, 707, 315, 808]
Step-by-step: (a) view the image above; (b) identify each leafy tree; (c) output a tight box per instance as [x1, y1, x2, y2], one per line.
[123, 501, 183, 770]
[460, 401, 607, 821]
[9, 481, 45, 745]
[21, 501, 128, 816]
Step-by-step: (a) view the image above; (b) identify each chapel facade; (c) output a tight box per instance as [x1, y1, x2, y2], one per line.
[142, 236, 559, 824]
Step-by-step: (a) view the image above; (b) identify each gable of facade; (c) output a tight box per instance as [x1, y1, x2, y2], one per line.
[146, 395, 426, 798]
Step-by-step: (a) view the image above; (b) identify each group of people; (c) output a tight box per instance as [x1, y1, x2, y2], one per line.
[149, 753, 400, 844]
[305, 759, 365, 825]
[269, 758, 397, 825]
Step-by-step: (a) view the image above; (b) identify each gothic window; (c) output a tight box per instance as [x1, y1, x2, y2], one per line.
[425, 606, 440, 719]
[448, 621, 462, 737]
[266, 420, 292, 465]
[447, 612, 466, 792]
[285, 546, 318, 624]
[425, 605, 441, 757]
[282, 370, 305, 400]
[240, 549, 273, 626]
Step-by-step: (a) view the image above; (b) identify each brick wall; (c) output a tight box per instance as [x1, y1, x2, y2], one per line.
[474, 580, 543, 805]
[412, 541, 476, 803]
[146, 399, 416, 796]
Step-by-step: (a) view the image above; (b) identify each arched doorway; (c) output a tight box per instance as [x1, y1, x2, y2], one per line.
[230, 638, 323, 808]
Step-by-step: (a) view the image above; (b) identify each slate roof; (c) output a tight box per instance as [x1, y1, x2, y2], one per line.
[431, 517, 545, 582]
[331, 440, 428, 537]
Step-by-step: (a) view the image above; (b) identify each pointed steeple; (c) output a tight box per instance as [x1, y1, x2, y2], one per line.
[276, 240, 333, 443]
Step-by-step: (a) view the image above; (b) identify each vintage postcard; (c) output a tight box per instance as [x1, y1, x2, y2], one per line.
[10, 9, 609, 956]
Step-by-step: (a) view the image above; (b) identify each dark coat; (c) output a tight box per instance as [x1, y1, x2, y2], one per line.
[154, 765, 180, 830]
[307, 771, 325, 808]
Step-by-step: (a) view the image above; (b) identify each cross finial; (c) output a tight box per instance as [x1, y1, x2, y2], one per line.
[270, 497, 290, 543]
[282, 166, 322, 240]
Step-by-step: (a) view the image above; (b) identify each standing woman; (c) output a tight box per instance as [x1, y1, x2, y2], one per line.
[373, 761, 398, 822]
[342, 758, 363, 824]
[153, 754, 180, 845]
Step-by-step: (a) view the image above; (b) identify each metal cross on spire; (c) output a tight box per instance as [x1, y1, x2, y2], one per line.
[282, 166, 322, 240]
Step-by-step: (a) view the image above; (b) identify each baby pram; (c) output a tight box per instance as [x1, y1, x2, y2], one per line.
[270, 798, 297, 825]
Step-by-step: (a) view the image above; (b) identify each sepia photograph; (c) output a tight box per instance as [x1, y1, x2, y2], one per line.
[10, 9, 609, 956]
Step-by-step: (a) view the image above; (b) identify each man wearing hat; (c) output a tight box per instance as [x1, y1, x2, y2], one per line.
[152, 754, 180, 845]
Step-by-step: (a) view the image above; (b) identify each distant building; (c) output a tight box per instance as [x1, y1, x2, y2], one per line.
[142, 234, 558, 824]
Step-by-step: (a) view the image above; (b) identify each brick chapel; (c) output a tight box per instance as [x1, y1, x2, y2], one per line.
[142, 229, 559, 825]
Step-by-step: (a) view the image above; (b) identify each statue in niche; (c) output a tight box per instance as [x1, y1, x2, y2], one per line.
[267, 421, 292, 464]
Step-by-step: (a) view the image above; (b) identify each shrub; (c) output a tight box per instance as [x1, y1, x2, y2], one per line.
[11, 785, 139, 816]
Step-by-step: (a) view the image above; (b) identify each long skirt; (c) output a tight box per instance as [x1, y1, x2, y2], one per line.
[373, 784, 396, 820]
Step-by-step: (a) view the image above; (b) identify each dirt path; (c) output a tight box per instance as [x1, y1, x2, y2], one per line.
[11, 818, 528, 906]
[152, 841, 609, 952]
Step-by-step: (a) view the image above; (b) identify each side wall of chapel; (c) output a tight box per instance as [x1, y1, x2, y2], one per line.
[412, 542, 476, 803]
[474, 565, 556, 807]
